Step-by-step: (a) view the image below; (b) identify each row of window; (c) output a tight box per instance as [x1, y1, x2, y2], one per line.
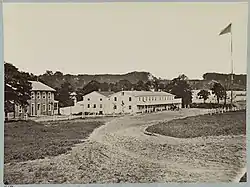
[85, 97, 132, 102]
[31, 91, 53, 100]
[19, 103, 58, 113]
[114, 105, 132, 110]
[87, 104, 103, 108]
[86, 104, 132, 110]
[86, 98, 103, 101]
[85, 95, 172, 103]
[114, 97, 132, 102]
[138, 96, 172, 102]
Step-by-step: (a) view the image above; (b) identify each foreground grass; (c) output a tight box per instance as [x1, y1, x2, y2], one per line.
[4, 119, 105, 164]
[146, 110, 246, 138]
[4, 110, 246, 184]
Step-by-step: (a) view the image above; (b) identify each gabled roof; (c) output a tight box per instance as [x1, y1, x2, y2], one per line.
[30, 81, 56, 92]
[96, 91, 115, 97]
[115, 91, 174, 97]
[82, 91, 115, 98]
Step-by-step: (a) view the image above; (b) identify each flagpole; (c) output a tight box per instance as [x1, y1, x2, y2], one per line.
[219, 23, 233, 106]
[230, 26, 233, 105]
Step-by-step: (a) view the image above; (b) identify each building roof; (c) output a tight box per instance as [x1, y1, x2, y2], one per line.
[119, 91, 174, 97]
[97, 91, 115, 97]
[30, 81, 56, 92]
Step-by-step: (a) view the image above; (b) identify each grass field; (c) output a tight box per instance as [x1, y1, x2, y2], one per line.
[4, 119, 105, 164]
[146, 110, 246, 138]
[4, 110, 246, 184]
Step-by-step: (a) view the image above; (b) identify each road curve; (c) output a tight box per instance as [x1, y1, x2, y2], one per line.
[4, 108, 246, 184]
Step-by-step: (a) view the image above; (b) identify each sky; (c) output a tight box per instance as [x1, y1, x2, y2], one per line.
[3, 2, 248, 80]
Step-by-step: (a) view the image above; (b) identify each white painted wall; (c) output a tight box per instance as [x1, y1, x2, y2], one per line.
[78, 91, 112, 115]
[109, 92, 137, 114]
[59, 105, 82, 115]
[136, 94, 180, 105]
[109, 91, 182, 114]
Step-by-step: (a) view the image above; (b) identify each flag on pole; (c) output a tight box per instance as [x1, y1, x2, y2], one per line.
[219, 23, 232, 35]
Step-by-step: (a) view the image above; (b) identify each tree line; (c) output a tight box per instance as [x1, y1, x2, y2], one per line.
[4, 62, 236, 113]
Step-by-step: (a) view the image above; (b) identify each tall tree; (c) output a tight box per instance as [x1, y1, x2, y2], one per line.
[4, 62, 32, 113]
[145, 80, 153, 91]
[166, 74, 192, 108]
[55, 82, 74, 107]
[134, 80, 147, 91]
[152, 79, 160, 91]
[76, 87, 84, 101]
[211, 82, 226, 104]
[54, 71, 63, 77]
[197, 90, 210, 103]
[82, 80, 101, 95]
[118, 79, 133, 91]
[100, 82, 110, 91]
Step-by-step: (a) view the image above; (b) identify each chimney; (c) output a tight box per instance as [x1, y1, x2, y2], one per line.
[108, 88, 111, 92]
[98, 88, 101, 92]
[131, 87, 134, 91]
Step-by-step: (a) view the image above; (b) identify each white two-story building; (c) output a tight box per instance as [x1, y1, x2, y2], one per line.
[76, 90, 182, 115]
[109, 91, 182, 114]
[76, 91, 114, 115]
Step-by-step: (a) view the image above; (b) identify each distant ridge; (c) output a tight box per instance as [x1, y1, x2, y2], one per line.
[33, 70, 246, 91]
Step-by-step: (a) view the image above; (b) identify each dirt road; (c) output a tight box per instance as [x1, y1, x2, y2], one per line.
[4, 109, 246, 184]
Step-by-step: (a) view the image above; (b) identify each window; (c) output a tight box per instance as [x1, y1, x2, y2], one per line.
[139, 97, 141, 101]
[129, 106, 132, 110]
[42, 92, 46, 99]
[48, 104, 51, 111]
[37, 103, 40, 110]
[43, 104, 46, 112]
[129, 97, 132, 101]
[37, 92, 40, 99]
[31, 103, 35, 115]
[114, 97, 117, 101]
[48, 92, 51, 99]
[149, 97, 151, 101]
[87, 104, 90, 108]
[93, 104, 96, 108]
[100, 104, 102, 108]
[114, 105, 117, 109]
[19, 105, 22, 113]
[31, 92, 35, 99]
[54, 103, 57, 110]
[122, 92, 124, 96]
[100, 98, 102, 101]
[88, 98, 90, 101]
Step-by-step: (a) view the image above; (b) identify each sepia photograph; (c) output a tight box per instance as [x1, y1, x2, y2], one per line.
[2, 2, 248, 184]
